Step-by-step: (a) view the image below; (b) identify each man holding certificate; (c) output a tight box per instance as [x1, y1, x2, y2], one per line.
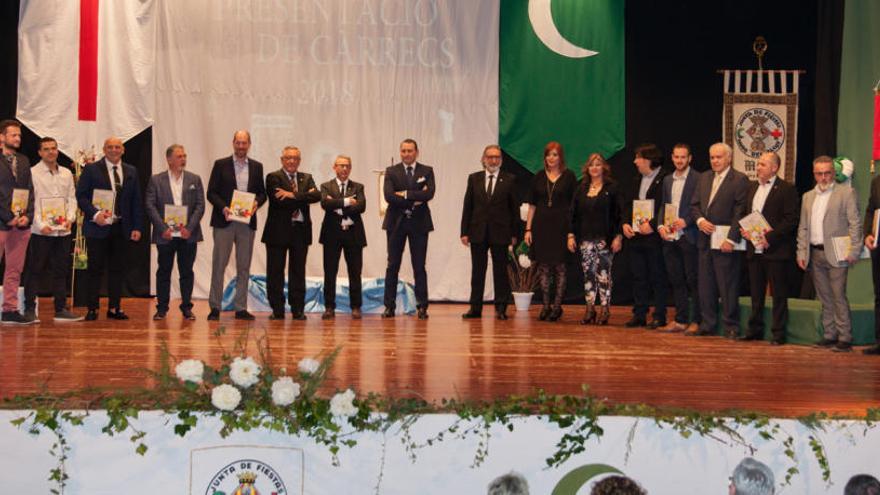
[738, 152, 798, 345]
[796, 156, 862, 352]
[261, 146, 320, 320]
[23, 137, 81, 322]
[75, 136, 144, 321]
[657, 143, 701, 333]
[0, 120, 35, 325]
[621, 143, 667, 329]
[689, 142, 749, 338]
[206, 130, 267, 321]
[145, 144, 205, 321]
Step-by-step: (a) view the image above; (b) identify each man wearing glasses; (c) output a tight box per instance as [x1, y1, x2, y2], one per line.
[796, 156, 862, 352]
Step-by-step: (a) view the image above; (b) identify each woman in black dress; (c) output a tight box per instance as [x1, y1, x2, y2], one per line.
[524, 142, 577, 321]
[569, 153, 623, 325]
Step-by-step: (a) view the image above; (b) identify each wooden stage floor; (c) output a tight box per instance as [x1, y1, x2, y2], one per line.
[1, 299, 879, 417]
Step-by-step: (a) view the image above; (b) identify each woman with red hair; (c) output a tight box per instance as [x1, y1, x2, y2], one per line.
[524, 142, 577, 321]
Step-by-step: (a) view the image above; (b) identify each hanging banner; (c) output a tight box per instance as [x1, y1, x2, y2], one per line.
[722, 70, 800, 182]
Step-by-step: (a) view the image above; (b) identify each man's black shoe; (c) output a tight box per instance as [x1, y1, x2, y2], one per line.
[737, 334, 762, 341]
[107, 309, 129, 320]
[624, 318, 646, 328]
[862, 344, 880, 355]
[382, 307, 395, 318]
[269, 312, 285, 321]
[461, 310, 481, 319]
[234, 310, 255, 321]
[770, 339, 786, 346]
[831, 341, 852, 353]
[182, 310, 196, 321]
[496, 311, 508, 321]
[85, 310, 98, 321]
[207, 308, 220, 321]
[292, 312, 307, 321]
[417, 307, 429, 320]
[152, 311, 167, 321]
[646, 320, 667, 330]
[815, 338, 838, 348]
[322, 309, 335, 320]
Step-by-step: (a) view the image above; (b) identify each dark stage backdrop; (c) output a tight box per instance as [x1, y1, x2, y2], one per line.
[1, 0, 841, 304]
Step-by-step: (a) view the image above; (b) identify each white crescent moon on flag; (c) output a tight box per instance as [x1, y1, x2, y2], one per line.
[528, 0, 598, 58]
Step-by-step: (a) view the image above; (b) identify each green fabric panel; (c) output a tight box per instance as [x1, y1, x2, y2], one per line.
[499, 0, 625, 175]
[735, 297, 874, 345]
[838, 0, 880, 305]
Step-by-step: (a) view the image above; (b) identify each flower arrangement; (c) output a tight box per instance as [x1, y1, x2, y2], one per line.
[507, 241, 539, 292]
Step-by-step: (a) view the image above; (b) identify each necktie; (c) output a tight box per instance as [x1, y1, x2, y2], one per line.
[487, 174, 495, 196]
[341, 182, 346, 197]
[112, 165, 122, 215]
[406, 166, 414, 188]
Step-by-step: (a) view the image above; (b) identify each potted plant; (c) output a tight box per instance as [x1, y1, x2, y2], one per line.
[507, 241, 538, 311]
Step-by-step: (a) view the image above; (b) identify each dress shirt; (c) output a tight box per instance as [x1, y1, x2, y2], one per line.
[337, 178, 353, 207]
[810, 183, 834, 246]
[638, 167, 660, 200]
[751, 176, 776, 213]
[169, 170, 184, 206]
[670, 167, 690, 207]
[233, 157, 249, 191]
[31, 161, 77, 237]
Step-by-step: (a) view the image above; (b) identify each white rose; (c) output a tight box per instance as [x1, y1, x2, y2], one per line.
[518, 254, 531, 269]
[175, 359, 204, 384]
[211, 384, 242, 411]
[298, 358, 320, 375]
[329, 389, 358, 417]
[271, 377, 301, 407]
[229, 357, 261, 389]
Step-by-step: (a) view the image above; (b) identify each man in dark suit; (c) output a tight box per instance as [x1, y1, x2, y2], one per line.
[621, 143, 668, 329]
[657, 143, 701, 333]
[460, 144, 519, 320]
[261, 146, 320, 320]
[863, 171, 880, 355]
[144, 144, 205, 321]
[206, 130, 267, 321]
[688, 142, 749, 338]
[0, 120, 35, 325]
[739, 152, 799, 345]
[382, 138, 435, 319]
[75, 136, 144, 321]
[319, 155, 367, 320]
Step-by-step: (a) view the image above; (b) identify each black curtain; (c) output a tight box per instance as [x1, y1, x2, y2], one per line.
[2, 0, 843, 304]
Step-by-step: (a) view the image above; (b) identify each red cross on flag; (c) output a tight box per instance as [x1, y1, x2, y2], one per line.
[16, 0, 155, 156]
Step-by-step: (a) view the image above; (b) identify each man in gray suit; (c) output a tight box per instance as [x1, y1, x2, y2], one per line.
[145, 144, 205, 320]
[688, 142, 749, 338]
[796, 156, 862, 352]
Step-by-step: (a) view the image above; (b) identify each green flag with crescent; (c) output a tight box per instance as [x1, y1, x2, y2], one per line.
[500, 0, 625, 175]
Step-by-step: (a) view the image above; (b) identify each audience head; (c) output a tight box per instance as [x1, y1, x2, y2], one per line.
[487, 471, 529, 495]
[844, 474, 880, 495]
[729, 457, 774, 495]
[590, 475, 647, 495]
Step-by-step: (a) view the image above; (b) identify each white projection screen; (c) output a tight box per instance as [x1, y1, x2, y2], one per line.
[152, 1, 500, 302]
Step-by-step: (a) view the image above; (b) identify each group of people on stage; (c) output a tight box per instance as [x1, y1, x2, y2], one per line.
[491, 138, 878, 354]
[2, 116, 880, 354]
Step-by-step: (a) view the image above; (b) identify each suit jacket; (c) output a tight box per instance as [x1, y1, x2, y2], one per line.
[0, 152, 35, 230]
[206, 156, 267, 230]
[744, 177, 799, 261]
[382, 162, 435, 234]
[261, 169, 320, 246]
[863, 174, 880, 238]
[319, 178, 367, 247]
[144, 170, 205, 244]
[689, 166, 749, 250]
[659, 168, 700, 245]
[460, 170, 518, 245]
[622, 168, 666, 246]
[796, 183, 862, 267]
[75, 158, 143, 239]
